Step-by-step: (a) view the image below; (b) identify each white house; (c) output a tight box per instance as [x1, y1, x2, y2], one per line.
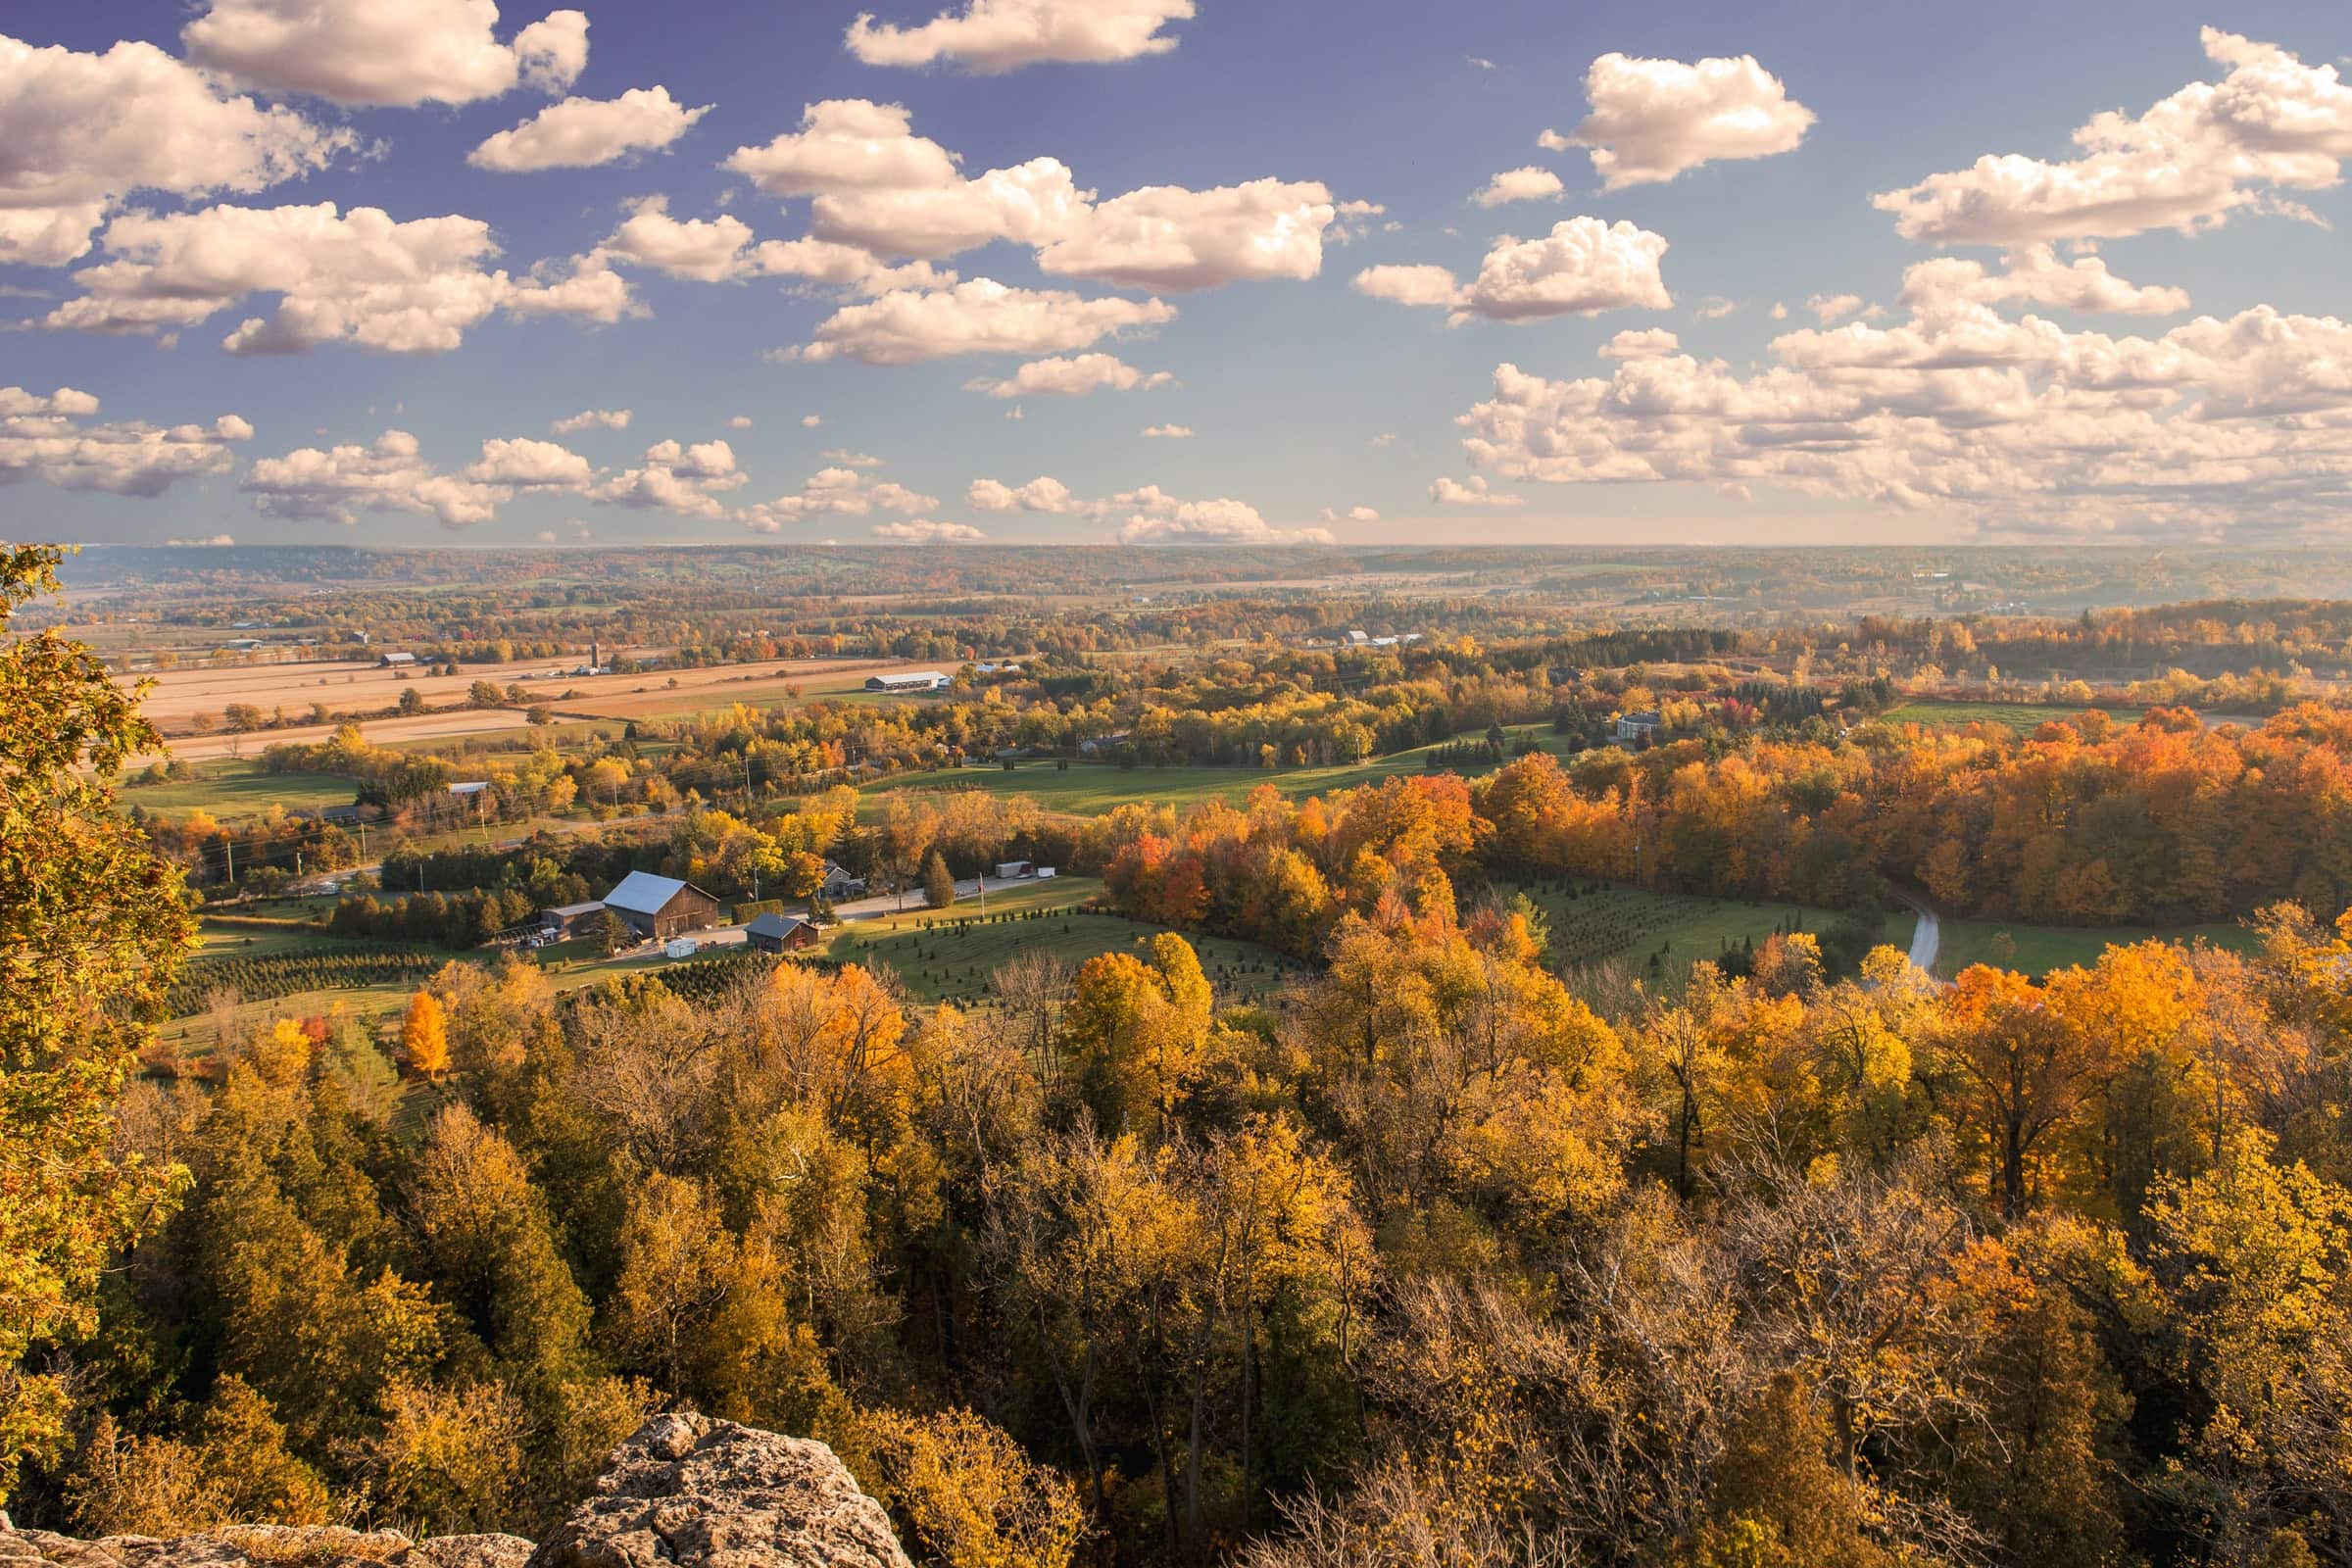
[1616, 711, 1662, 743]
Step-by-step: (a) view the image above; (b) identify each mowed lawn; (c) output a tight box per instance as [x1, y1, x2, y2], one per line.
[1881, 700, 2146, 733]
[821, 875, 1304, 1005]
[863, 726, 1573, 819]
[122, 760, 356, 817]
[1499, 878, 1917, 990]
[1932, 916, 2259, 978]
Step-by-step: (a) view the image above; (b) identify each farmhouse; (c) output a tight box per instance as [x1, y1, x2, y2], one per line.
[819, 859, 867, 899]
[865, 670, 951, 693]
[745, 912, 819, 955]
[600, 871, 721, 943]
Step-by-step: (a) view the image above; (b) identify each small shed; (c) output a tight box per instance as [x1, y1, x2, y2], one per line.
[745, 913, 819, 955]
[542, 900, 606, 938]
[663, 937, 699, 960]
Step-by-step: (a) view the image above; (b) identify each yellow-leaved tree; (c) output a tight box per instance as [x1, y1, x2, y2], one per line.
[402, 988, 451, 1080]
[1, 544, 194, 1506]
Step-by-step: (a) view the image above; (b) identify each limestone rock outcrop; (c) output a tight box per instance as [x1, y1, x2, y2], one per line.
[528, 1413, 909, 1568]
[1, 1413, 907, 1568]
[0, 1525, 531, 1568]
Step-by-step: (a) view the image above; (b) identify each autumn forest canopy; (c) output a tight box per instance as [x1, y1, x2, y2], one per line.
[16, 540, 2352, 1568]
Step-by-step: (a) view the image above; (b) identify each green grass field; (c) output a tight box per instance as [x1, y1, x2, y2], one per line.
[821, 875, 1304, 1005]
[196, 917, 360, 958]
[1880, 700, 2146, 734]
[1498, 878, 1918, 991]
[1931, 916, 2258, 978]
[863, 727, 1571, 819]
[122, 760, 356, 817]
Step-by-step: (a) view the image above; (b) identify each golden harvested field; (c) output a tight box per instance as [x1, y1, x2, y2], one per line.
[551, 658, 938, 720]
[138, 707, 539, 765]
[122, 655, 946, 762]
[126, 659, 438, 727]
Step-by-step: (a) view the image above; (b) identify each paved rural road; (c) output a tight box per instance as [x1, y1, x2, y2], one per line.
[1897, 890, 1941, 975]
[831, 873, 1043, 921]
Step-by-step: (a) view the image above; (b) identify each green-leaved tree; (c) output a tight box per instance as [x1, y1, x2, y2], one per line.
[1, 544, 194, 1505]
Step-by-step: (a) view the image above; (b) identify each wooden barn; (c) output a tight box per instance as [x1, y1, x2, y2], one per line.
[600, 871, 721, 943]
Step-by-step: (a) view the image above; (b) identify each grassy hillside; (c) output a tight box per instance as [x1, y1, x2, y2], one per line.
[1881, 699, 2146, 733]
[1932, 915, 2258, 978]
[1499, 879, 1918, 992]
[122, 760, 356, 817]
[863, 725, 1573, 818]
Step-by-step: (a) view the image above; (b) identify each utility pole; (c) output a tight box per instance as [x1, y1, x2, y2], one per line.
[223, 838, 233, 882]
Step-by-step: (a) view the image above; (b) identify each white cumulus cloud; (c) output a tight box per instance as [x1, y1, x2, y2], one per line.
[593, 437, 749, 519]
[242, 429, 551, 528]
[1567, 51, 1815, 188]
[725, 99, 1345, 290]
[967, 475, 1078, 513]
[845, 0, 1193, 73]
[1473, 167, 1565, 208]
[1430, 474, 1523, 508]
[791, 278, 1174, 365]
[553, 408, 632, 435]
[0, 32, 357, 267]
[1874, 29, 2352, 244]
[183, 0, 588, 107]
[738, 464, 939, 531]
[964, 353, 1172, 399]
[1354, 219, 1671, 325]
[1898, 245, 2191, 316]
[468, 85, 710, 172]
[1036, 177, 1340, 291]
[0, 385, 252, 497]
[1448, 286, 2352, 538]
[42, 202, 631, 353]
[1141, 423, 1193, 438]
[1113, 485, 1333, 545]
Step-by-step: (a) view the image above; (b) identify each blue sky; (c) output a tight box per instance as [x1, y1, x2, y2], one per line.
[4, 0, 2350, 549]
